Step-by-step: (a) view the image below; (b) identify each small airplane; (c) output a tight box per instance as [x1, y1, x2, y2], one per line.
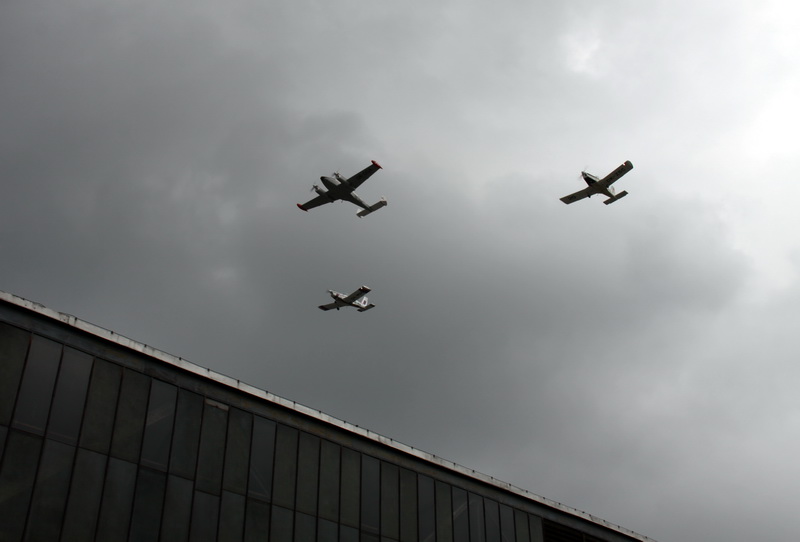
[560, 160, 634, 205]
[318, 285, 376, 312]
[297, 160, 387, 218]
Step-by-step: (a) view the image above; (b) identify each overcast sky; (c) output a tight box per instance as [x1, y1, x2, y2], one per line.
[3, 1, 800, 540]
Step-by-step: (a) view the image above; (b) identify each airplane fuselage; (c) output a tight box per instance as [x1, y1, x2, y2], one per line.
[320, 176, 347, 192]
[581, 172, 616, 199]
[316, 176, 369, 209]
[327, 291, 347, 309]
[326, 290, 370, 310]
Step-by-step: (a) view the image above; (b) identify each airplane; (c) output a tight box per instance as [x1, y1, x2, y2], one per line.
[318, 285, 375, 312]
[560, 160, 634, 205]
[297, 160, 387, 218]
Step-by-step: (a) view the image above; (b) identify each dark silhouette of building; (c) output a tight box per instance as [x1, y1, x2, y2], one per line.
[0, 291, 653, 542]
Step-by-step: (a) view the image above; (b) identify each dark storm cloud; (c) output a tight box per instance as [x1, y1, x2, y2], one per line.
[0, 1, 366, 323]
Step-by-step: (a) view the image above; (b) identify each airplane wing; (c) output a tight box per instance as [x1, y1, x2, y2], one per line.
[343, 286, 371, 303]
[600, 160, 633, 187]
[297, 194, 331, 211]
[346, 160, 382, 190]
[318, 303, 338, 311]
[560, 186, 593, 204]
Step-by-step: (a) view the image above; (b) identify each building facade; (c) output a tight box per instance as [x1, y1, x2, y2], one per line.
[0, 291, 652, 542]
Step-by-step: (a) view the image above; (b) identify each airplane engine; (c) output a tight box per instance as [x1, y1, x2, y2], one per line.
[320, 176, 339, 191]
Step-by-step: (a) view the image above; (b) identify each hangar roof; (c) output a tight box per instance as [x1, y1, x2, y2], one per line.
[0, 289, 653, 542]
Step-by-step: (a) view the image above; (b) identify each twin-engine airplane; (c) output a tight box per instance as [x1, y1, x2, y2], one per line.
[297, 160, 387, 218]
[560, 160, 634, 205]
[318, 286, 375, 312]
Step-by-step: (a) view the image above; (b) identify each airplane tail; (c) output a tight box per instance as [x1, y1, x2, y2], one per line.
[356, 197, 388, 218]
[356, 297, 375, 312]
[603, 190, 628, 205]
